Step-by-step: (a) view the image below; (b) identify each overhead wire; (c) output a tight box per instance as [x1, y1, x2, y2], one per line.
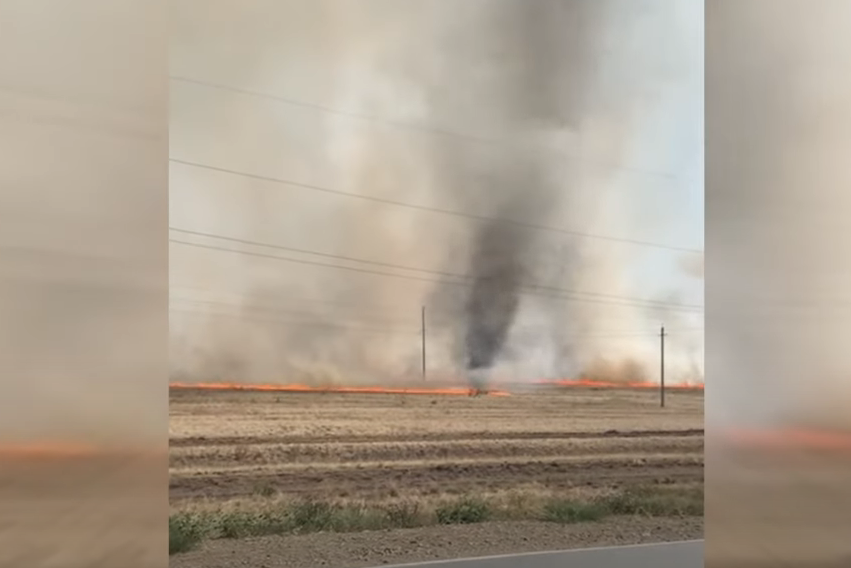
[170, 75, 680, 182]
[170, 158, 703, 255]
[169, 236, 704, 313]
[170, 227, 702, 310]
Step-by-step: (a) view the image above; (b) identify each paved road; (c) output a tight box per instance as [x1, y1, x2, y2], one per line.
[376, 540, 704, 568]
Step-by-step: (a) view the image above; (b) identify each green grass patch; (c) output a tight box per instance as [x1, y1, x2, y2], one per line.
[169, 513, 206, 555]
[218, 509, 290, 538]
[169, 484, 703, 555]
[435, 497, 492, 525]
[289, 498, 337, 532]
[384, 500, 425, 528]
[329, 502, 388, 532]
[598, 485, 704, 517]
[542, 498, 607, 523]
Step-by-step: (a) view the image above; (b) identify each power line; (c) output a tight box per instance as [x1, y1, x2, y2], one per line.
[171, 296, 702, 337]
[169, 238, 704, 313]
[171, 308, 421, 336]
[171, 304, 700, 339]
[171, 297, 422, 328]
[170, 76, 679, 182]
[170, 285, 424, 315]
[169, 158, 703, 255]
[170, 288, 703, 333]
[170, 227, 703, 310]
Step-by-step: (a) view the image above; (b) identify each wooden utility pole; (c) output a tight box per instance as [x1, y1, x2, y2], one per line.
[421, 306, 427, 380]
[660, 325, 666, 408]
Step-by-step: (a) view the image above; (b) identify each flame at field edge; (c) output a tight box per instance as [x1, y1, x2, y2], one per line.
[168, 378, 705, 396]
[169, 382, 512, 397]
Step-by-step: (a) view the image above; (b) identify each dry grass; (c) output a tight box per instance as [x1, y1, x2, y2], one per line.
[169, 388, 703, 440]
[169, 483, 704, 554]
[170, 436, 702, 471]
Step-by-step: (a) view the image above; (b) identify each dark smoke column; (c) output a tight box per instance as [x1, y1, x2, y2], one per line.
[425, 0, 581, 390]
[465, 219, 526, 389]
[462, 1, 567, 390]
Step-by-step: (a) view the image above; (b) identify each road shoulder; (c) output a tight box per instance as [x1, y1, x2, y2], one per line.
[170, 516, 703, 568]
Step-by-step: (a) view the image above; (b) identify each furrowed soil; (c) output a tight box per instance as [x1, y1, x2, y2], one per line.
[169, 387, 704, 567]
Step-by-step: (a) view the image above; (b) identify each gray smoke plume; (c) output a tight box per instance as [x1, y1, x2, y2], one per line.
[169, 0, 703, 387]
[465, 217, 526, 370]
[707, 0, 851, 432]
[425, 1, 582, 384]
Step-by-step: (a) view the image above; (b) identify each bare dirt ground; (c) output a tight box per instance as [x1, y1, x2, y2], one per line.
[170, 386, 704, 567]
[170, 517, 704, 568]
[170, 387, 704, 503]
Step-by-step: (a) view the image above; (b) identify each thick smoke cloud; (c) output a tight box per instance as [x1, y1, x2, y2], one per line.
[465, 218, 526, 370]
[1, 0, 167, 446]
[170, 0, 703, 387]
[705, 6, 851, 567]
[438, 2, 574, 379]
[707, 0, 851, 432]
[420, 0, 585, 383]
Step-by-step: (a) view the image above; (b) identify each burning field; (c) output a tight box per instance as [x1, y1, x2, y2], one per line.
[169, 383, 704, 566]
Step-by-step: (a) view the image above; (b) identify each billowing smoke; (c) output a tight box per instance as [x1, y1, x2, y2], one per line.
[465, 219, 526, 371]
[707, 0, 851, 432]
[419, 0, 588, 386]
[170, 0, 703, 387]
[445, 2, 571, 382]
[1, 0, 167, 447]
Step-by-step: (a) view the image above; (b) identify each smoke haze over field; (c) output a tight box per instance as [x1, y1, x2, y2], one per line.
[429, 3, 575, 378]
[170, 0, 704, 387]
[0, 0, 168, 447]
[707, 0, 851, 432]
[705, 5, 851, 567]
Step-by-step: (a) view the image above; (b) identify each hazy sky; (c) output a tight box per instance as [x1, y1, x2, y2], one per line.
[613, 0, 704, 304]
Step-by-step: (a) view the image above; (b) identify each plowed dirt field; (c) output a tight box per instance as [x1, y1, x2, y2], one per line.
[170, 387, 703, 504]
[169, 386, 703, 567]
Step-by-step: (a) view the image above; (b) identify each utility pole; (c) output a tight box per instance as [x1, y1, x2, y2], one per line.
[660, 325, 666, 408]
[421, 305, 427, 380]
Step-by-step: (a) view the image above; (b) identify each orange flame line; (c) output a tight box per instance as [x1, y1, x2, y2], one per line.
[169, 379, 704, 395]
[169, 382, 511, 397]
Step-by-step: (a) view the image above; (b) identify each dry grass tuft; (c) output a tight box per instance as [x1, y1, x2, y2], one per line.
[169, 484, 703, 554]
